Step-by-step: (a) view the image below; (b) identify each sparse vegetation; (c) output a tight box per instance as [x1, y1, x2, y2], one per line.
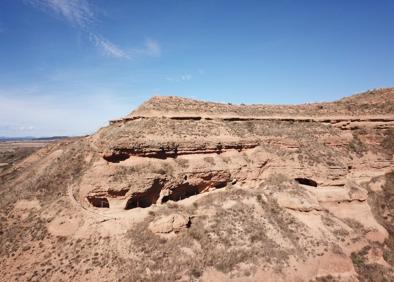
[348, 133, 365, 156]
[351, 245, 393, 281]
[381, 128, 394, 155]
[1, 89, 393, 281]
[313, 274, 339, 282]
[175, 157, 190, 168]
[203, 156, 215, 165]
[121, 186, 300, 280]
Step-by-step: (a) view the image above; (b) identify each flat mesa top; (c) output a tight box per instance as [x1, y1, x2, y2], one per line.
[126, 88, 394, 119]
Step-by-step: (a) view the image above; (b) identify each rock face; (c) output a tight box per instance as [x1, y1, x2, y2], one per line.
[149, 214, 191, 234]
[0, 88, 393, 281]
[80, 88, 394, 213]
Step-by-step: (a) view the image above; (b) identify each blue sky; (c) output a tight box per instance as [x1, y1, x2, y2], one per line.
[0, 0, 393, 137]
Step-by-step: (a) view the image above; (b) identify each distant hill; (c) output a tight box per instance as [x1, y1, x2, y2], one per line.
[0, 136, 68, 142]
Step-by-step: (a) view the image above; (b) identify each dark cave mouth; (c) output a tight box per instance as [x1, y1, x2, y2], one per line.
[86, 174, 230, 210]
[294, 177, 318, 187]
[123, 184, 204, 210]
[161, 184, 200, 204]
[87, 196, 110, 208]
[124, 181, 229, 210]
[125, 194, 158, 209]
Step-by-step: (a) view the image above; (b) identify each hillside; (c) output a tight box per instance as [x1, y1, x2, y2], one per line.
[0, 88, 393, 281]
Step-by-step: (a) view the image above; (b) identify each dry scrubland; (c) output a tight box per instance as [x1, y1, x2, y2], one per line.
[0, 88, 393, 281]
[0, 141, 50, 173]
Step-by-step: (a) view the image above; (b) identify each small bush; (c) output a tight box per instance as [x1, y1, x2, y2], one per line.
[175, 158, 190, 168]
[203, 157, 215, 165]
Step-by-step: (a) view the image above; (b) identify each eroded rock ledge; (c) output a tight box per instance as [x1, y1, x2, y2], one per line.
[110, 115, 394, 125]
[103, 142, 259, 162]
[84, 169, 233, 210]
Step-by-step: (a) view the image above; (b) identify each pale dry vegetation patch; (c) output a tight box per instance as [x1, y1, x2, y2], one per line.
[120, 181, 330, 280]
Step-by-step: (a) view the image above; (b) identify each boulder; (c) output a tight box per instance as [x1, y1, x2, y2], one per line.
[149, 214, 190, 234]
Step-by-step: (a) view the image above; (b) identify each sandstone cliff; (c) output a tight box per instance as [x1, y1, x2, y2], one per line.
[0, 88, 393, 281]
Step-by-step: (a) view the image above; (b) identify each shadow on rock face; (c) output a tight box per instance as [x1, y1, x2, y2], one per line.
[294, 177, 318, 187]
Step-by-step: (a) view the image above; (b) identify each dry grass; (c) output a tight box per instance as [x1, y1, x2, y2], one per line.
[381, 128, 394, 155]
[348, 132, 366, 156]
[351, 245, 393, 281]
[175, 157, 190, 168]
[118, 183, 326, 280]
[313, 275, 339, 282]
[368, 173, 394, 268]
[203, 156, 215, 165]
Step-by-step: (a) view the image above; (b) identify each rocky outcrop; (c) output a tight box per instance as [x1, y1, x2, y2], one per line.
[102, 142, 259, 162]
[148, 214, 191, 234]
[82, 168, 232, 210]
[1, 88, 394, 282]
[85, 94, 394, 213]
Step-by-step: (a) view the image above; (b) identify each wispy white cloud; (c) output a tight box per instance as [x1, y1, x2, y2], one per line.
[90, 34, 130, 59]
[198, 68, 205, 75]
[139, 39, 161, 57]
[25, 0, 160, 60]
[126, 39, 161, 59]
[90, 36, 161, 60]
[18, 125, 35, 131]
[166, 74, 192, 82]
[166, 68, 206, 82]
[25, 0, 94, 28]
[182, 74, 192, 81]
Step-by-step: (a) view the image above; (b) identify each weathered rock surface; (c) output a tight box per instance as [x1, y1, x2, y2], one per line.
[0, 88, 393, 281]
[149, 214, 191, 234]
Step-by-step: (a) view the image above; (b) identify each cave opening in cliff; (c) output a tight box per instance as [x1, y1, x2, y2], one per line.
[87, 197, 110, 208]
[125, 195, 155, 209]
[161, 180, 228, 203]
[103, 153, 130, 163]
[161, 184, 200, 203]
[124, 178, 163, 209]
[124, 177, 229, 209]
[294, 177, 318, 187]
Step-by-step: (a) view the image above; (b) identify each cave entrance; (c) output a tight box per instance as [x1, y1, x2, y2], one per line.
[161, 180, 228, 204]
[294, 178, 318, 187]
[103, 153, 129, 163]
[125, 195, 156, 209]
[124, 176, 229, 209]
[87, 197, 110, 208]
[161, 184, 200, 203]
[124, 178, 163, 210]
